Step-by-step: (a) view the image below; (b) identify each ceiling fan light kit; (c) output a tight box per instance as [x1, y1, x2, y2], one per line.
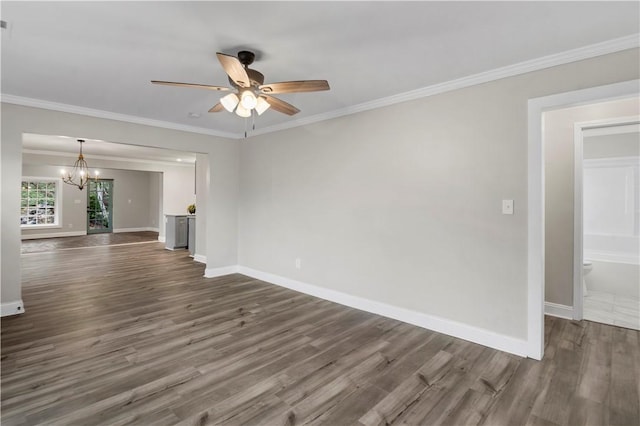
[240, 90, 258, 110]
[235, 103, 252, 118]
[220, 93, 239, 112]
[255, 96, 271, 115]
[151, 50, 330, 132]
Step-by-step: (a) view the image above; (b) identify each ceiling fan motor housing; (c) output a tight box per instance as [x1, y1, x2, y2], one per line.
[227, 68, 264, 88]
[237, 50, 255, 66]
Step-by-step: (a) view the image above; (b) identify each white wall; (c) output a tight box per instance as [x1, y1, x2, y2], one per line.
[583, 157, 639, 254]
[544, 98, 640, 306]
[163, 167, 195, 216]
[1, 104, 239, 309]
[239, 48, 640, 342]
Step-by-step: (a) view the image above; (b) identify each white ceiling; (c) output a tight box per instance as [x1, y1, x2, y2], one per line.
[2, 1, 639, 143]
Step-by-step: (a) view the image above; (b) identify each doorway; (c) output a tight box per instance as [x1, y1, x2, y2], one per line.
[527, 79, 639, 360]
[87, 179, 113, 234]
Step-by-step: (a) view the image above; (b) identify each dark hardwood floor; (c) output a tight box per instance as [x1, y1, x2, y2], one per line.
[2, 242, 638, 425]
[21, 231, 159, 254]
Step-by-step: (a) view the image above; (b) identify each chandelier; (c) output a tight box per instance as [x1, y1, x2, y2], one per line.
[60, 139, 99, 190]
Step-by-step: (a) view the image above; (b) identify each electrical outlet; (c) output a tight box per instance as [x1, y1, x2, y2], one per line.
[295, 258, 301, 269]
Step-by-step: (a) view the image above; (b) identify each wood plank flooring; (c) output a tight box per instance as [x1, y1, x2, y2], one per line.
[2, 242, 639, 425]
[20, 231, 159, 254]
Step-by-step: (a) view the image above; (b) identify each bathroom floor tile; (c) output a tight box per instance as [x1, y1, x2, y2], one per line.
[584, 290, 640, 331]
[586, 290, 616, 303]
[613, 296, 640, 312]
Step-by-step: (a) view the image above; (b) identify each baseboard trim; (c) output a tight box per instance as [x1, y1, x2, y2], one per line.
[204, 265, 240, 278]
[1, 300, 25, 317]
[113, 227, 159, 233]
[157, 236, 166, 243]
[544, 302, 574, 320]
[237, 266, 529, 358]
[193, 254, 207, 264]
[21, 231, 86, 240]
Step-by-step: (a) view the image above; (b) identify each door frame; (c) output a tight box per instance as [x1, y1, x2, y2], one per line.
[526, 79, 639, 360]
[573, 118, 640, 320]
[87, 178, 114, 234]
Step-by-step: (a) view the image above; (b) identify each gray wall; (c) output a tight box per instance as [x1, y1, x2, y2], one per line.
[194, 153, 209, 260]
[21, 164, 161, 237]
[584, 131, 640, 159]
[149, 171, 162, 232]
[239, 49, 640, 340]
[544, 98, 639, 306]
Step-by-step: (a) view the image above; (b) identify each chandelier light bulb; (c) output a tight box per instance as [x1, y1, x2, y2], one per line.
[235, 103, 251, 118]
[240, 91, 258, 110]
[255, 96, 271, 115]
[220, 93, 239, 113]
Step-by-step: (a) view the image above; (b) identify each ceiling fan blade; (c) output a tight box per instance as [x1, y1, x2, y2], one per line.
[216, 53, 250, 88]
[261, 95, 300, 116]
[151, 80, 230, 91]
[208, 103, 224, 113]
[259, 80, 330, 94]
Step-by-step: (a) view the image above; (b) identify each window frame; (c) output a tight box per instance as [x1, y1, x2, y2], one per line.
[20, 177, 63, 229]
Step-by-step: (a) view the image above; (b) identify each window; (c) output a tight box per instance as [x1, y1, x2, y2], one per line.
[20, 178, 61, 228]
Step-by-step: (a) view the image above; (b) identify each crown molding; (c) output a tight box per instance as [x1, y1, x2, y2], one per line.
[0, 94, 238, 139]
[251, 34, 640, 137]
[2, 34, 638, 140]
[22, 149, 195, 167]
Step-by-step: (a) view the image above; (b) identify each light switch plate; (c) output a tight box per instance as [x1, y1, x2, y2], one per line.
[502, 199, 514, 215]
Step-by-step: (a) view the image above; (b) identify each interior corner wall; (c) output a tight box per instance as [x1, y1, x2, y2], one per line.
[1, 104, 239, 309]
[238, 48, 640, 341]
[544, 98, 640, 307]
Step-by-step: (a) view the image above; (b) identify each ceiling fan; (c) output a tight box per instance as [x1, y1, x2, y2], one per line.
[152, 50, 329, 118]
